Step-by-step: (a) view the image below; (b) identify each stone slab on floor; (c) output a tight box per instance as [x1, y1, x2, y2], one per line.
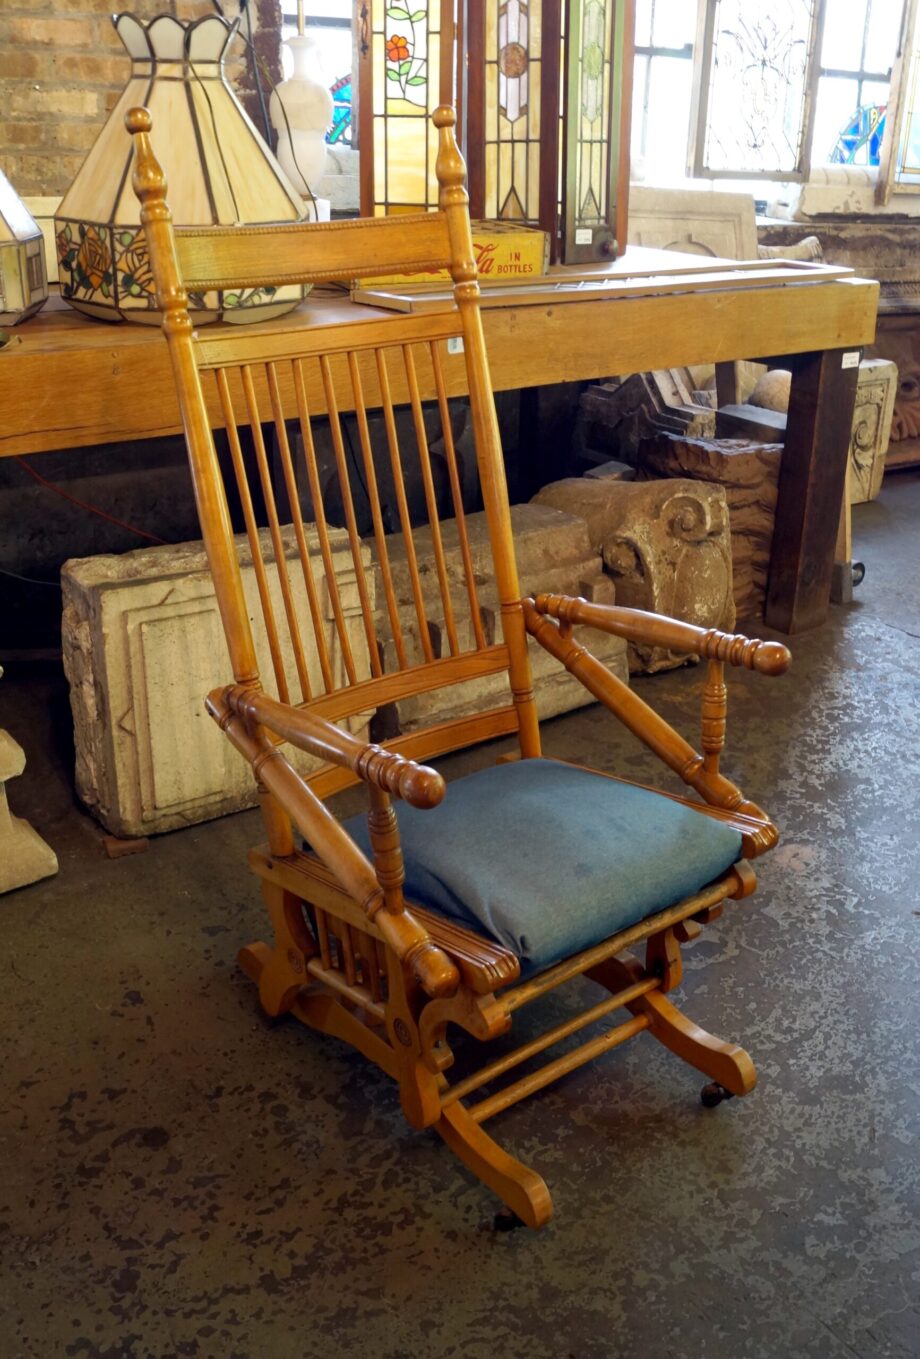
[62, 526, 374, 838]
[0, 728, 58, 893]
[369, 502, 629, 730]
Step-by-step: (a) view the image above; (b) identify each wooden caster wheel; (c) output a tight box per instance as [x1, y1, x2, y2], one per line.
[701, 1082, 734, 1108]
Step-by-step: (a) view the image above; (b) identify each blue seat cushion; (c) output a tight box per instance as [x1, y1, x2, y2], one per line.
[340, 758, 742, 977]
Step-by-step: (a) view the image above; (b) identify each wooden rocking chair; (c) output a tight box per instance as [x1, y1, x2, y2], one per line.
[128, 104, 790, 1229]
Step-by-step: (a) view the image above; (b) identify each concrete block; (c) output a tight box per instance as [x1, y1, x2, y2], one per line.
[0, 728, 58, 893]
[371, 503, 628, 731]
[62, 526, 373, 837]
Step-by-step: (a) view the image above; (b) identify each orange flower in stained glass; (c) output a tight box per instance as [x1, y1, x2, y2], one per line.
[386, 34, 410, 62]
[75, 226, 111, 291]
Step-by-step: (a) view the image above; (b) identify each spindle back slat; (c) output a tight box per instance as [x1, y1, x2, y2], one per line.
[129, 102, 540, 799]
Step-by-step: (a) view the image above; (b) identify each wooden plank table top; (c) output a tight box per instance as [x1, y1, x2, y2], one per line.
[0, 245, 880, 632]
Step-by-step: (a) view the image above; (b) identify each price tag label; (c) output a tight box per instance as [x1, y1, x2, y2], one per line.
[841, 351, 860, 369]
[575, 228, 593, 245]
[447, 337, 464, 355]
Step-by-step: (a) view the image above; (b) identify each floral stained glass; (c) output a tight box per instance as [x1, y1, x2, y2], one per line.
[363, 0, 453, 213]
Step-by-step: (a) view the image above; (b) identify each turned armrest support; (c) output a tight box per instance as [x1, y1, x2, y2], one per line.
[214, 685, 446, 810]
[522, 598, 779, 849]
[532, 594, 791, 676]
[207, 689, 458, 999]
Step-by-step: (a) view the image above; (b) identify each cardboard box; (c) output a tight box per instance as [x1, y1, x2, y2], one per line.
[361, 220, 550, 286]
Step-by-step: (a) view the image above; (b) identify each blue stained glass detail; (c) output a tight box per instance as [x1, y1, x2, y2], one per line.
[830, 104, 886, 167]
[327, 74, 352, 144]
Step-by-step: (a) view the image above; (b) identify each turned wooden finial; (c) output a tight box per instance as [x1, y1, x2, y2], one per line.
[433, 105, 479, 297]
[125, 105, 191, 331]
[126, 106, 164, 207]
[434, 104, 469, 207]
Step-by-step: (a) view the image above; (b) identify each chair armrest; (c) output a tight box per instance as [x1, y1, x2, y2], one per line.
[531, 593, 791, 676]
[214, 684, 445, 810]
[207, 687, 458, 999]
[522, 597, 780, 848]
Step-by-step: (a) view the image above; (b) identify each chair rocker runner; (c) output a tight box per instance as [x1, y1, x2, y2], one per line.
[127, 103, 791, 1230]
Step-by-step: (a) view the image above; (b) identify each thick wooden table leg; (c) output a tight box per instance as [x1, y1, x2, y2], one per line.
[765, 346, 860, 633]
[715, 360, 740, 407]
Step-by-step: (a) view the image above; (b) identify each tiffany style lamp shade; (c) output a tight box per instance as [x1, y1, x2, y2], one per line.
[0, 169, 48, 326]
[357, 0, 633, 264]
[55, 12, 308, 325]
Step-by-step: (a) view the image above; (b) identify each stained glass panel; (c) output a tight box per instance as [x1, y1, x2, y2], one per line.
[480, 0, 544, 222]
[362, 0, 452, 213]
[328, 73, 353, 143]
[564, 0, 628, 258]
[700, 0, 819, 177]
[829, 102, 887, 165]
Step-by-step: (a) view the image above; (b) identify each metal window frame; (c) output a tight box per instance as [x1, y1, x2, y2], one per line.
[631, 0, 695, 163]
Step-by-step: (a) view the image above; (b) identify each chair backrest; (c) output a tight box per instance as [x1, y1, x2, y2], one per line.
[127, 104, 541, 800]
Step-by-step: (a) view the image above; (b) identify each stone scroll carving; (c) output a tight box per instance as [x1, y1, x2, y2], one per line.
[533, 477, 735, 673]
[636, 433, 783, 623]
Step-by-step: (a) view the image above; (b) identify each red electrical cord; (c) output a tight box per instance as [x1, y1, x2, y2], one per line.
[15, 457, 167, 546]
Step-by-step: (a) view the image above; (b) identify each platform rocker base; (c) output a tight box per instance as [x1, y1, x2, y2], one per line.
[238, 848, 759, 1230]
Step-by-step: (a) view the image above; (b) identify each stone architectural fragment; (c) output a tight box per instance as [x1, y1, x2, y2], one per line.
[743, 359, 897, 503]
[370, 503, 628, 728]
[62, 527, 374, 837]
[636, 433, 783, 622]
[850, 358, 898, 502]
[533, 477, 735, 672]
[578, 371, 717, 465]
[628, 185, 758, 261]
[0, 728, 58, 894]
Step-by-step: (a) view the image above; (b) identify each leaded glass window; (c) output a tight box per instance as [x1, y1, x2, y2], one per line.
[476, 0, 544, 222]
[691, 0, 823, 179]
[812, 0, 898, 164]
[358, 0, 454, 213]
[564, 0, 629, 259]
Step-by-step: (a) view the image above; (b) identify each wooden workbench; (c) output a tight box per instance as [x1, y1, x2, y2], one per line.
[0, 247, 879, 633]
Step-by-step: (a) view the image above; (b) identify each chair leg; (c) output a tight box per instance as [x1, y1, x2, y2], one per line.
[238, 882, 315, 1019]
[435, 1102, 553, 1229]
[590, 955, 757, 1098]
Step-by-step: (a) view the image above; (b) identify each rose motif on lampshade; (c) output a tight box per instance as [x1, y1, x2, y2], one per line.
[55, 12, 308, 325]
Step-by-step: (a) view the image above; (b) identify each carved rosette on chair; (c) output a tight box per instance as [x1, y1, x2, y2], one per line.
[55, 12, 307, 324]
[358, 0, 633, 261]
[0, 168, 48, 325]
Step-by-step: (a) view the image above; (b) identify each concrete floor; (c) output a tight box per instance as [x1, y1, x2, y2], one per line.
[2, 473, 919, 1359]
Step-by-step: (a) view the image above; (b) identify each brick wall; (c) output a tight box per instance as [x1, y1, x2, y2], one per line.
[0, 0, 283, 197]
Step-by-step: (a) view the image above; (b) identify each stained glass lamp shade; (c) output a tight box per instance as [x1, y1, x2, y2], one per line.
[55, 13, 308, 325]
[0, 169, 48, 326]
[358, 0, 633, 264]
